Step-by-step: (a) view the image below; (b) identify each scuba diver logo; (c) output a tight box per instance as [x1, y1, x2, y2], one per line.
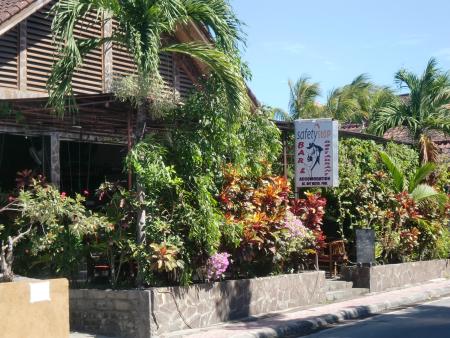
[295, 119, 338, 188]
[305, 142, 323, 177]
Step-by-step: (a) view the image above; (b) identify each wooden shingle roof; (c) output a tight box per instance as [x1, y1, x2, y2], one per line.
[0, 0, 35, 24]
[0, 0, 51, 35]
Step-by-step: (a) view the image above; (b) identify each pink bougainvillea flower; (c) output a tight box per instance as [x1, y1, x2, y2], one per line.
[206, 252, 231, 281]
[60, 192, 67, 199]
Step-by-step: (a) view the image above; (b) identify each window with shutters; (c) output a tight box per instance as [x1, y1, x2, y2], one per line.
[112, 42, 176, 90]
[179, 66, 195, 98]
[111, 42, 136, 78]
[112, 42, 195, 98]
[111, 20, 136, 79]
[111, 20, 195, 98]
[72, 11, 104, 93]
[26, 3, 56, 92]
[0, 27, 19, 89]
[159, 52, 174, 89]
[26, 2, 103, 94]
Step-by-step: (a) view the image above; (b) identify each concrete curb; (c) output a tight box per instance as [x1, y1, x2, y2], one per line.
[226, 286, 450, 338]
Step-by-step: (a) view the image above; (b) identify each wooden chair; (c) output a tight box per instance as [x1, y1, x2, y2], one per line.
[317, 240, 348, 277]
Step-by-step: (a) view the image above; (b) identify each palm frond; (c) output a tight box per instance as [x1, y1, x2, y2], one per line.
[269, 107, 291, 121]
[410, 184, 448, 207]
[395, 68, 419, 92]
[288, 75, 321, 119]
[350, 73, 372, 90]
[163, 42, 248, 116]
[379, 151, 405, 193]
[408, 161, 436, 192]
[47, 36, 112, 115]
[183, 0, 245, 51]
[48, 0, 117, 114]
[419, 134, 439, 164]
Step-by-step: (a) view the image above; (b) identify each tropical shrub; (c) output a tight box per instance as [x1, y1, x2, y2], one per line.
[0, 180, 107, 282]
[218, 167, 323, 276]
[80, 77, 286, 287]
[322, 138, 450, 263]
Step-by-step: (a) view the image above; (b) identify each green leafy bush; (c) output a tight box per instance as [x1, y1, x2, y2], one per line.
[0, 181, 107, 282]
[322, 138, 450, 263]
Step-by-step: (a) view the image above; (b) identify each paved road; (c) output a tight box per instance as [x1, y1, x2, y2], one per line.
[302, 296, 450, 338]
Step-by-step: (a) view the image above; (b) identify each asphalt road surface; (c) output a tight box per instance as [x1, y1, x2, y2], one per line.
[302, 296, 450, 338]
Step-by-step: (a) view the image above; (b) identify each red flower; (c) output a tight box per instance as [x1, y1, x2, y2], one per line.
[60, 192, 67, 199]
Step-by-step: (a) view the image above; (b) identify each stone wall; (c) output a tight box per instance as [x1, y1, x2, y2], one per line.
[70, 289, 151, 338]
[70, 271, 326, 338]
[342, 259, 450, 292]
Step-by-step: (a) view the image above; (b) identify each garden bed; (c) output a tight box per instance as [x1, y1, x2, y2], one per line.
[70, 271, 326, 338]
[341, 259, 450, 292]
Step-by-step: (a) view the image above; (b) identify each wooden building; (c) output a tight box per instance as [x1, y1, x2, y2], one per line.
[0, 0, 209, 194]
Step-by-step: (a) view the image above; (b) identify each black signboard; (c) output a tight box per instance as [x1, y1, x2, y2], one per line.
[356, 229, 375, 264]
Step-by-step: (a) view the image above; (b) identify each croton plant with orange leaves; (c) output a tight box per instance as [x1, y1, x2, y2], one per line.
[219, 165, 326, 269]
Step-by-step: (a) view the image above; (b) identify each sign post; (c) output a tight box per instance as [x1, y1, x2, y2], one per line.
[356, 229, 375, 265]
[294, 119, 339, 190]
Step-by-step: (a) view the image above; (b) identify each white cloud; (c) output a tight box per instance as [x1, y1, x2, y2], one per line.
[281, 42, 305, 55]
[434, 48, 450, 61]
[323, 60, 339, 71]
[396, 34, 427, 47]
[261, 41, 305, 55]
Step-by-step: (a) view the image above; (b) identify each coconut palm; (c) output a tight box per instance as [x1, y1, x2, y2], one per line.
[379, 151, 447, 207]
[288, 75, 324, 120]
[265, 106, 291, 121]
[48, 0, 248, 245]
[370, 58, 450, 163]
[325, 74, 396, 125]
[48, 0, 248, 139]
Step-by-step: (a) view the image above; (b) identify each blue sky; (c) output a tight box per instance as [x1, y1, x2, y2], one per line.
[230, 0, 450, 110]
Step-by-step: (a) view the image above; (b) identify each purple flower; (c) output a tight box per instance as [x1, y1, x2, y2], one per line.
[284, 212, 309, 239]
[206, 252, 231, 281]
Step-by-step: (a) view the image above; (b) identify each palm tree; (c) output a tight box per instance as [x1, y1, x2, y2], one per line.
[370, 58, 450, 163]
[288, 75, 324, 120]
[265, 106, 291, 122]
[48, 0, 248, 246]
[325, 74, 396, 125]
[379, 151, 447, 206]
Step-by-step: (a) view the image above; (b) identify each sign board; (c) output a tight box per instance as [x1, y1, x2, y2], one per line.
[29, 281, 51, 303]
[356, 229, 375, 264]
[294, 119, 339, 189]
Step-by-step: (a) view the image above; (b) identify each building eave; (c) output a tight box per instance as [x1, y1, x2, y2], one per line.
[0, 0, 52, 36]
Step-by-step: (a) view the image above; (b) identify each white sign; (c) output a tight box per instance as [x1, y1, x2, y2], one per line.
[29, 281, 51, 303]
[294, 119, 339, 189]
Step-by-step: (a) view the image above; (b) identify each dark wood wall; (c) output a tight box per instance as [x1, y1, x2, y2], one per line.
[0, 1, 196, 99]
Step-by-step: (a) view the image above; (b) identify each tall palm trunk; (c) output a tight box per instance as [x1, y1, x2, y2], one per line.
[133, 99, 149, 286]
[134, 99, 150, 246]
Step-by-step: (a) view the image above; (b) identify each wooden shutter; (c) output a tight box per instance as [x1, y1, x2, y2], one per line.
[27, 2, 103, 94]
[72, 11, 104, 93]
[0, 27, 19, 89]
[26, 3, 56, 92]
[159, 52, 174, 89]
[111, 19, 135, 78]
[112, 23, 184, 94]
[179, 67, 194, 98]
[112, 43, 176, 88]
